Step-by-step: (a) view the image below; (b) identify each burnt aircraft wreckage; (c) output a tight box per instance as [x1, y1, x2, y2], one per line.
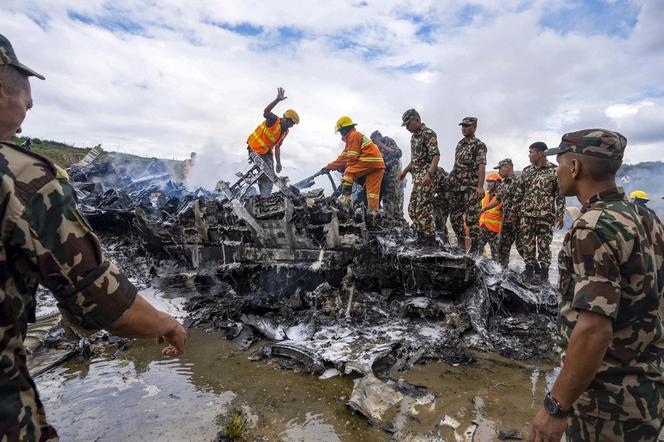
[33, 151, 558, 428]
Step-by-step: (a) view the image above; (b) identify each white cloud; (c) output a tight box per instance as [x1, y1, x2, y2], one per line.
[0, 0, 662, 189]
[605, 100, 654, 120]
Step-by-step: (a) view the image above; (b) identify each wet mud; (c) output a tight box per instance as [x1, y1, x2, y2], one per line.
[36, 328, 557, 441]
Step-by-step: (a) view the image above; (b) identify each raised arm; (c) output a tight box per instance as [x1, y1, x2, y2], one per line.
[263, 87, 287, 119]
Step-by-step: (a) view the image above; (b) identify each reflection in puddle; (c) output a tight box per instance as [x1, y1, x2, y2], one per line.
[36, 329, 556, 441]
[280, 412, 342, 442]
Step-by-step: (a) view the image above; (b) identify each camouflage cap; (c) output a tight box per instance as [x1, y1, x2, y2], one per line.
[0, 33, 45, 80]
[401, 109, 420, 126]
[370, 130, 382, 140]
[545, 129, 627, 160]
[493, 158, 513, 170]
[459, 117, 477, 126]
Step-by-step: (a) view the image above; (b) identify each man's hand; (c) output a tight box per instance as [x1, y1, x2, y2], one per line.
[107, 295, 187, 357]
[398, 170, 408, 181]
[276, 87, 287, 102]
[509, 213, 517, 223]
[529, 407, 568, 442]
[276, 163, 282, 174]
[555, 217, 564, 229]
[157, 316, 187, 356]
[476, 186, 485, 198]
[422, 173, 431, 187]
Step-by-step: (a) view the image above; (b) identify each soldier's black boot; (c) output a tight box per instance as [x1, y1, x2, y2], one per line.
[523, 264, 535, 280]
[532, 262, 542, 283]
[540, 265, 549, 284]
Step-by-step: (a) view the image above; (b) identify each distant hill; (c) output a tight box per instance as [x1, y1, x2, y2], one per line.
[10, 136, 184, 178]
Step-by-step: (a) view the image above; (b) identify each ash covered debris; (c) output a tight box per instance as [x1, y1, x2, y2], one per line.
[67, 154, 558, 426]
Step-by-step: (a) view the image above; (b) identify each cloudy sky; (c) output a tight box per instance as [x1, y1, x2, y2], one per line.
[2, 0, 663, 189]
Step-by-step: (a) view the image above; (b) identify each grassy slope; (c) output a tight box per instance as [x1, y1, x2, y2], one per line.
[11, 136, 182, 172]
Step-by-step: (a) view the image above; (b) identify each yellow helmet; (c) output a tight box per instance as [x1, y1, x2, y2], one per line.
[335, 116, 356, 133]
[630, 190, 649, 200]
[283, 109, 299, 124]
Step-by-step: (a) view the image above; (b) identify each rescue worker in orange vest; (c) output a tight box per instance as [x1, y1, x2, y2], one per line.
[323, 116, 385, 217]
[478, 172, 503, 259]
[247, 87, 300, 196]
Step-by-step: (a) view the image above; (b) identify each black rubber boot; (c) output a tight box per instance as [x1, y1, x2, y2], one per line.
[532, 262, 542, 283]
[540, 265, 549, 284]
[523, 264, 535, 280]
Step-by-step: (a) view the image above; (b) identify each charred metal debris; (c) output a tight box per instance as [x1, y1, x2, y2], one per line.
[66, 153, 558, 425]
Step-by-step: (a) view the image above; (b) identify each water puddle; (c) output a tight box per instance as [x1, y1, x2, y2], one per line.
[37, 329, 556, 441]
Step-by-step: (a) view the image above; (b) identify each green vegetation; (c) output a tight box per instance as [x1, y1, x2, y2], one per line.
[215, 408, 249, 441]
[11, 136, 183, 173]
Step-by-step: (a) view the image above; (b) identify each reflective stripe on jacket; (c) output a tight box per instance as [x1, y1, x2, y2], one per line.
[480, 191, 503, 233]
[326, 129, 385, 171]
[247, 117, 288, 155]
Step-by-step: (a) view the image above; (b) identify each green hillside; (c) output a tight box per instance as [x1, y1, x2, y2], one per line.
[10, 137, 183, 176]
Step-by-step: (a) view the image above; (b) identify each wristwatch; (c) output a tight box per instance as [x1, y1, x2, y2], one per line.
[544, 392, 571, 418]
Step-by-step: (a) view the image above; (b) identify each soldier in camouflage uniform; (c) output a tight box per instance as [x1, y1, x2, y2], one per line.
[481, 158, 526, 267]
[399, 109, 440, 246]
[529, 129, 664, 442]
[0, 34, 186, 441]
[446, 117, 487, 253]
[511, 142, 565, 281]
[370, 130, 405, 224]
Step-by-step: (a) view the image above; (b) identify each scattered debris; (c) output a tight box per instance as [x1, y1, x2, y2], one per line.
[30, 155, 559, 428]
[498, 429, 525, 440]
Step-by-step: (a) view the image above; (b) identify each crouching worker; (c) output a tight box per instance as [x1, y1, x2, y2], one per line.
[479, 172, 503, 259]
[322, 116, 385, 219]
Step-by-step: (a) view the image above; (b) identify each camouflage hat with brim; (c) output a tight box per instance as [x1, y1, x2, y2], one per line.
[545, 129, 627, 160]
[0, 33, 45, 80]
[401, 109, 420, 126]
[493, 158, 513, 169]
[459, 117, 477, 126]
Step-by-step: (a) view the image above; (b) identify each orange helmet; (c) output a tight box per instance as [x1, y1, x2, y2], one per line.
[486, 172, 502, 181]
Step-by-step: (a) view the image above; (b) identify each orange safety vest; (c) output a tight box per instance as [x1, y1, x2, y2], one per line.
[479, 191, 503, 233]
[247, 117, 289, 155]
[326, 129, 385, 171]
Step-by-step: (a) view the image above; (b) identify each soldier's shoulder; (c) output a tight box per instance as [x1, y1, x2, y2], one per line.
[472, 137, 486, 146]
[574, 200, 635, 233]
[0, 141, 59, 203]
[422, 126, 437, 137]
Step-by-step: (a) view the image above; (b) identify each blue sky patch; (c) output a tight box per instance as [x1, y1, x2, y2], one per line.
[539, 0, 640, 38]
[67, 9, 144, 34]
[209, 21, 264, 36]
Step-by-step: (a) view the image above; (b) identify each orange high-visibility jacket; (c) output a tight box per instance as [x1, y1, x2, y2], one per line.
[480, 191, 503, 233]
[247, 117, 289, 155]
[326, 129, 385, 171]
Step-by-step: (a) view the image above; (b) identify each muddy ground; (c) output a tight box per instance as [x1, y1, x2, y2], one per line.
[30, 235, 564, 442]
[37, 327, 558, 441]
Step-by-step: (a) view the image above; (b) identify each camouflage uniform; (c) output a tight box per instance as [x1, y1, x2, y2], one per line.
[493, 168, 526, 267]
[511, 160, 564, 269]
[1, 142, 138, 440]
[433, 167, 450, 244]
[558, 190, 664, 440]
[548, 129, 664, 441]
[447, 118, 487, 248]
[407, 124, 440, 237]
[375, 135, 404, 223]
